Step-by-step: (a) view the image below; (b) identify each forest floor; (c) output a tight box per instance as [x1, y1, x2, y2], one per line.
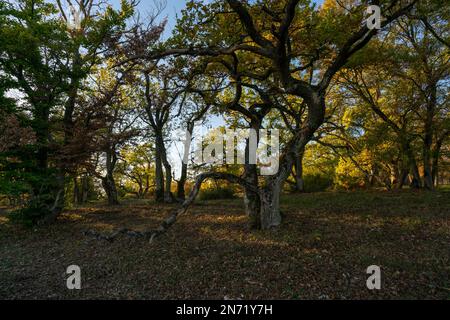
[0, 190, 449, 300]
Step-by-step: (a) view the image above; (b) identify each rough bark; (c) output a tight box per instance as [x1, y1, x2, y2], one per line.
[102, 149, 119, 205]
[243, 163, 261, 229]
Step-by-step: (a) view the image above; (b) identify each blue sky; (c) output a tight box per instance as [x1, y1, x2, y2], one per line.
[111, 0, 324, 38]
[108, 0, 191, 38]
[108, 0, 325, 173]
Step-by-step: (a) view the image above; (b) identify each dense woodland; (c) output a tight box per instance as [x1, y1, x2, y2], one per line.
[0, 0, 448, 233]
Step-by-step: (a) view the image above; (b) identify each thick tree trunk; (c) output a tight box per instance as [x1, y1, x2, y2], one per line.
[409, 158, 422, 189]
[38, 172, 66, 225]
[242, 123, 261, 229]
[102, 175, 119, 205]
[259, 182, 283, 229]
[243, 164, 261, 229]
[102, 149, 119, 205]
[401, 141, 422, 189]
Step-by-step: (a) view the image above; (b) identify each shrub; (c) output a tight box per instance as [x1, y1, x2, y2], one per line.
[198, 186, 236, 201]
[303, 174, 334, 192]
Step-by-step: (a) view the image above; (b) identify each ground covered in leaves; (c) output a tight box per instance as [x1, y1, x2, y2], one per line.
[0, 190, 449, 299]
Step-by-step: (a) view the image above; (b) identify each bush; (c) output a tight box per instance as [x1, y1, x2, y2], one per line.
[198, 186, 236, 201]
[303, 174, 334, 192]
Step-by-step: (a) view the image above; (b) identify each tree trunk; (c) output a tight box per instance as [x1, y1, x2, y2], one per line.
[293, 146, 305, 192]
[102, 175, 119, 205]
[409, 158, 422, 189]
[154, 144, 164, 203]
[243, 164, 261, 229]
[102, 149, 119, 205]
[259, 182, 283, 229]
[156, 133, 174, 203]
[422, 81, 436, 190]
[163, 161, 173, 203]
[81, 175, 89, 203]
[177, 175, 187, 200]
[176, 124, 192, 200]
[395, 167, 409, 189]
[431, 131, 446, 188]
[401, 141, 422, 189]
[73, 177, 80, 205]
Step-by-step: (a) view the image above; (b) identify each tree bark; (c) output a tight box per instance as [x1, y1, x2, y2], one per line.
[154, 143, 165, 203]
[102, 149, 119, 205]
[73, 177, 80, 205]
[293, 146, 305, 192]
[422, 81, 436, 190]
[155, 132, 174, 203]
[176, 122, 194, 200]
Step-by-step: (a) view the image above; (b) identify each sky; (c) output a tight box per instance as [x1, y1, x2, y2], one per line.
[107, 0, 325, 176]
[109, 0, 190, 38]
[111, 0, 324, 38]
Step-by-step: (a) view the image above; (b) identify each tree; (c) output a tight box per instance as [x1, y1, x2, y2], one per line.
[140, 63, 187, 203]
[151, 0, 419, 230]
[117, 143, 154, 199]
[339, 15, 449, 189]
[0, 0, 139, 224]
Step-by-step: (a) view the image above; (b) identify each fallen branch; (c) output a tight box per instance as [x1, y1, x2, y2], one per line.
[84, 172, 255, 243]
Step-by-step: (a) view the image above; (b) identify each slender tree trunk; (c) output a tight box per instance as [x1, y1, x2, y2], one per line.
[422, 81, 437, 190]
[395, 167, 409, 189]
[293, 146, 305, 192]
[163, 161, 173, 203]
[431, 149, 440, 188]
[81, 175, 89, 203]
[177, 123, 194, 200]
[154, 144, 165, 203]
[73, 177, 80, 205]
[156, 133, 174, 203]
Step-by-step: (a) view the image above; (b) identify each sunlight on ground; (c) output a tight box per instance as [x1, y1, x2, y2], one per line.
[0, 216, 9, 224]
[194, 215, 246, 224]
[198, 226, 290, 248]
[92, 222, 116, 231]
[60, 213, 84, 221]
